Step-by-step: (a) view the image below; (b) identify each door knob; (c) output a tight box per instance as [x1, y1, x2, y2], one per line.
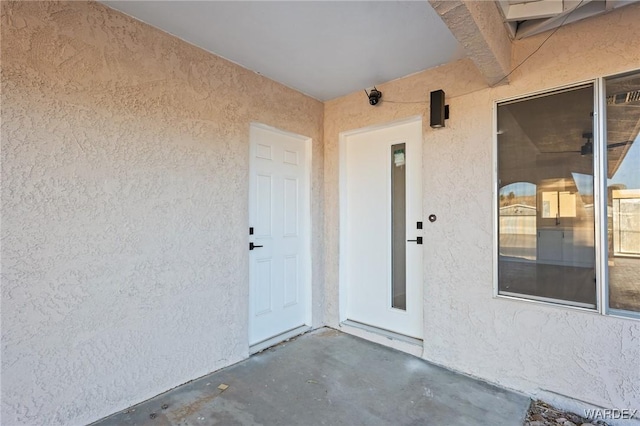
[407, 237, 423, 244]
[249, 242, 263, 251]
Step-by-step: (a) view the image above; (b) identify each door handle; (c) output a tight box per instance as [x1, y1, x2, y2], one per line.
[407, 237, 423, 244]
[249, 242, 263, 251]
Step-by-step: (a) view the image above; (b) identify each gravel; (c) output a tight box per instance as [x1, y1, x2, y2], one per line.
[525, 400, 609, 426]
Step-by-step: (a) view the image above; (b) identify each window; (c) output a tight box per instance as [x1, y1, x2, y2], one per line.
[605, 72, 640, 314]
[496, 71, 640, 317]
[497, 84, 597, 308]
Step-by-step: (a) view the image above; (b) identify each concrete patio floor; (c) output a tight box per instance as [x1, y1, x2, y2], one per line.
[93, 328, 530, 426]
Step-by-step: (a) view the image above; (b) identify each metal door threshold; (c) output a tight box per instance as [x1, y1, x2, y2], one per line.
[249, 325, 311, 354]
[340, 320, 423, 347]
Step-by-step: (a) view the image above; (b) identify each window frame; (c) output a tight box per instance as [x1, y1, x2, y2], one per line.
[492, 74, 640, 321]
[601, 70, 640, 321]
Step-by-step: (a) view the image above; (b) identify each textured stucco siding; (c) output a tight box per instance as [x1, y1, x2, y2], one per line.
[324, 3, 640, 420]
[0, 2, 324, 425]
[2, 0, 640, 424]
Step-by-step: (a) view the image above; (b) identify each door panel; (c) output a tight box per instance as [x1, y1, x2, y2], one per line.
[343, 119, 423, 339]
[249, 124, 310, 345]
[255, 259, 272, 315]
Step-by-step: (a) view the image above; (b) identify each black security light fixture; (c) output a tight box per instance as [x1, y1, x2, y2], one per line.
[430, 90, 449, 128]
[365, 87, 382, 106]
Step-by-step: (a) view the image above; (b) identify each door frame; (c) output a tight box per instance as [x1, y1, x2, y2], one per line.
[248, 122, 313, 348]
[338, 115, 424, 333]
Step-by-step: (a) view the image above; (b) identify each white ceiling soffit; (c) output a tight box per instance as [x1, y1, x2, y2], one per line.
[497, 0, 640, 39]
[101, 1, 466, 101]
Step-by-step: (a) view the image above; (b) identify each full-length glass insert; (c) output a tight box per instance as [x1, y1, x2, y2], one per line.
[605, 72, 640, 313]
[497, 85, 597, 307]
[391, 143, 406, 310]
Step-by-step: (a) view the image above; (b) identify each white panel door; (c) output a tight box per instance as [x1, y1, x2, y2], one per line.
[343, 118, 423, 339]
[249, 124, 310, 346]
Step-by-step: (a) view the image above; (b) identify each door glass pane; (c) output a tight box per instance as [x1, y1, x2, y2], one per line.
[391, 143, 406, 310]
[497, 85, 597, 307]
[605, 72, 640, 313]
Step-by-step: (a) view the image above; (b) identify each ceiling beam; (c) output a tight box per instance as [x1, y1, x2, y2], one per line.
[429, 0, 512, 86]
[515, 0, 640, 39]
[515, 0, 597, 39]
[503, 0, 564, 21]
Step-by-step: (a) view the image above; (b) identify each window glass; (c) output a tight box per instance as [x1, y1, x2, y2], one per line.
[605, 72, 640, 313]
[497, 85, 597, 308]
[391, 143, 406, 310]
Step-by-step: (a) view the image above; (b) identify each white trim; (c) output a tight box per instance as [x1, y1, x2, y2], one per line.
[607, 309, 640, 321]
[498, 292, 596, 310]
[249, 325, 311, 354]
[492, 101, 500, 298]
[496, 80, 595, 105]
[604, 67, 640, 83]
[594, 77, 607, 315]
[338, 130, 348, 323]
[339, 115, 423, 138]
[303, 136, 313, 327]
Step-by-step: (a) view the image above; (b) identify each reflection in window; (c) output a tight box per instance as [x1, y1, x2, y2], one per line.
[499, 182, 537, 261]
[497, 85, 597, 308]
[541, 191, 577, 218]
[542, 191, 558, 218]
[606, 71, 640, 313]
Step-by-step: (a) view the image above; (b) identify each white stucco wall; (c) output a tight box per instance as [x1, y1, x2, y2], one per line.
[1, 2, 324, 425]
[324, 4, 640, 421]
